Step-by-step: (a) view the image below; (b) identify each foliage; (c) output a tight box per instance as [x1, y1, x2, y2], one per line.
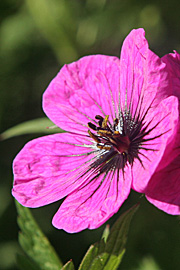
[15, 201, 138, 270]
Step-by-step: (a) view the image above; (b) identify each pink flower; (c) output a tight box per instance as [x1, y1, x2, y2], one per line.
[12, 29, 180, 233]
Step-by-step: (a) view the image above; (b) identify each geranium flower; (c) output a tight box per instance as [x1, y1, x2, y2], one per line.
[12, 29, 180, 233]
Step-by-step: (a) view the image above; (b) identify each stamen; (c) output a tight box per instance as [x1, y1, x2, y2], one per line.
[102, 115, 109, 128]
[98, 130, 111, 135]
[95, 115, 104, 120]
[88, 130, 101, 143]
[97, 144, 111, 150]
[88, 122, 97, 130]
[113, 118, 119, 128]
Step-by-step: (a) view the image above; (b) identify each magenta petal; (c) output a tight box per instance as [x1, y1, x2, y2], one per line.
[43, 29, 169, 134]
[162, 50, 180, 99]
[119, 28, 170, 111]
[145, 155, 180, 215]
[12, 133, 97, 207]
[43, 55, 120, 133]
[132, 96, 179, 192]
[52, 166, 132, 233]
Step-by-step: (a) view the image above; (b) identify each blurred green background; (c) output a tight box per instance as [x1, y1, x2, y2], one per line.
[0, 0, 180, 269]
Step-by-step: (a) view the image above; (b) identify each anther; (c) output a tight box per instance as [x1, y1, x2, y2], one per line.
[98, 130, 111, 135]
[113, 118, 119, 126]
[88, 122, 97, 131]
[95, 115, 104, 120]
[88, 130, 101, 143]
[97, 144, 111, 150]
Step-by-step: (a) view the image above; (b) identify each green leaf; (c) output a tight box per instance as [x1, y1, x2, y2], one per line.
[15, 200, 63, 270]
[61, 260, 75, 270]
[0, 117, 65, 140]
[78, 204, 139, 270]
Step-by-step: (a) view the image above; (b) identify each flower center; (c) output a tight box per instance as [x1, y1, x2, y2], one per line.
[88, 115, 131, 154]
[87, 113, 145, 173]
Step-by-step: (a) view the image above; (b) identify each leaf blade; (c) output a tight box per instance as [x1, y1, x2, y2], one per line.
[61, 260, 75, 270]
[15, 200, 63, 270]
[78, 204, 139, 270]
[103, 204, 139, 270]
[1, 118, 64, 140]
